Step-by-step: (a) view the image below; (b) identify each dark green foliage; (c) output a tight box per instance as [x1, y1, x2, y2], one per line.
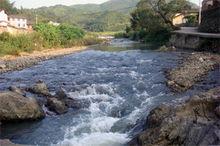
[33, 23, 61, 47]
[184, 15, 198, 27]
[127, 0, 194, 44]
[58, 24, 85, 42]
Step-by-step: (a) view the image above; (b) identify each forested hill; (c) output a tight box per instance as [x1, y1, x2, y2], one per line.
[21, 0, 139, 32]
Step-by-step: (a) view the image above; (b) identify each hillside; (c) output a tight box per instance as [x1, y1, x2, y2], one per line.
[21, 0, 139, 32]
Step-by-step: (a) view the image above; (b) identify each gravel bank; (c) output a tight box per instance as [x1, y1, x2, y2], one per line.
[166, 52, 220, 92]
[0, 46, 87, 74]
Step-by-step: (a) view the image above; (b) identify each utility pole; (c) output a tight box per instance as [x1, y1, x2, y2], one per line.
[199, 0, 202, 25]
[35, 13, 38, 25]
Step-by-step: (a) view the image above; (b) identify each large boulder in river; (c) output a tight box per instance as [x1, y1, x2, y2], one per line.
[128, 87, 220, 146]
[0, 92, 45, 122]
[47, 98, 68, 115]
[29, 81, 50, 96]
[55, 88, 91, 109]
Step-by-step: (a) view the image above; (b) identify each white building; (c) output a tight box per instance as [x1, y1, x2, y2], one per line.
[0, 10, 28, 29]
[49, 21, 60, 26]
[0, 10, 8, 27]
[9, 15, 28, 29]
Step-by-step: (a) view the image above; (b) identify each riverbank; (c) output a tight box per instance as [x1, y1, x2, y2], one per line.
[0, 39, 220, 146]
[129, 86, 220, 146]
[166, 52, 220, 92]
[0, 46, 88, 74]
[128, 51, 220, 146]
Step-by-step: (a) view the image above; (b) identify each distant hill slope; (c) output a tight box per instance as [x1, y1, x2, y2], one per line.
[22, 0, 139, 32]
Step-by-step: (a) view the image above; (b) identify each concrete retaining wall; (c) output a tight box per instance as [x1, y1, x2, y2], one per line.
[170, 33, 220, 53]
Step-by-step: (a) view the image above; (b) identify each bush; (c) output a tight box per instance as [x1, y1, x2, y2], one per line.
[33, 23, 61, 47]
[58, 24, 85, 45]
[0, 23, 102, 56]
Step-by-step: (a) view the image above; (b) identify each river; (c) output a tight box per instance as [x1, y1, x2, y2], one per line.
[0, 39, 219, 146]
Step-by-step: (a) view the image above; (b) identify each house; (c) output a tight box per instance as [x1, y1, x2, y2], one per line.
[8, 15, 28, 29]
[172, 11, 199, 26]
[0, 10, 8, 27]
[0, 10, 29, 29]
[49, 21, 60, 26]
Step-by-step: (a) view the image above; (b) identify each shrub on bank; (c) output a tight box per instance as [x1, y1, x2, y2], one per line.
[0, 32, 43, 56]
[0, 24, 102, 56]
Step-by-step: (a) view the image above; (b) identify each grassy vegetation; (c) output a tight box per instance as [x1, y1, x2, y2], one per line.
[0, 24, 103, 56]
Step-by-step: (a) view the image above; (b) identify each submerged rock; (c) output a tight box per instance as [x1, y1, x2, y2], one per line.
[166, 53, 220, 92]
[0, 61, 6, 70]
[29, 81, 50, 96]
[55, 87, 68, 100]
[47, 97, 68, 115]
[0, 91, 45, 122]
[65, 98, 91, 109]
[128, 87, 220, 146]
[0, 139, 23, 146]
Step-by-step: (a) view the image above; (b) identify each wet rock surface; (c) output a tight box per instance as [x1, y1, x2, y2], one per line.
[128, 87, 220, 146]
[166, 53, 220, 92]
[0, 91, 45, 122]
[8, 86, 25, 96]
[28, 81, 50, 96]
[0, 139, 23, 146]
[47, 97, 68, 115]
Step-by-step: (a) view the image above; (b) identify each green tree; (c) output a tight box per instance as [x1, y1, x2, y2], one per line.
[33, 23, 61, 47]
[129, 0, 193, 43]
[0, 0, 17, 14]
[58, 24, 85, 44]
[147, 0, 190, 29]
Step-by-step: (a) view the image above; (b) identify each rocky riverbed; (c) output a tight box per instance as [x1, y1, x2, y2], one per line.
[0, 39, 220, 146]
[0, 46, 87, 74]
[128, 52, 220, 146]
[129, 87, 220, 146]
[167, 52, 220, 92]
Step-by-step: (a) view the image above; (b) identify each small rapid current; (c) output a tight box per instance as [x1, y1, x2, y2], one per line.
[0, 39, 219, 146]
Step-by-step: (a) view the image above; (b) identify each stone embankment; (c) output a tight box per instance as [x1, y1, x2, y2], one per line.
[128, 52, 220, 146]
[129, 87, 220, 146]
[0, 46, 87, 74]
[166, 52, 220, 92]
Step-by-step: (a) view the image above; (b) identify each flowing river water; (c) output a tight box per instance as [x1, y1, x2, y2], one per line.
[0, 39, 219, 146]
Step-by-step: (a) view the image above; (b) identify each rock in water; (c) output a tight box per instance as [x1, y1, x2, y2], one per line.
[55, 88, 68, 100]
[29, 81, 50, 96]
[0, 92, 45, 122]
[0, 139, 23, 146]
[0, 61, 6, 70]
[47, 98, 68, 115]
[128, 87, 220, 146]
[8, 86, 25, 96]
